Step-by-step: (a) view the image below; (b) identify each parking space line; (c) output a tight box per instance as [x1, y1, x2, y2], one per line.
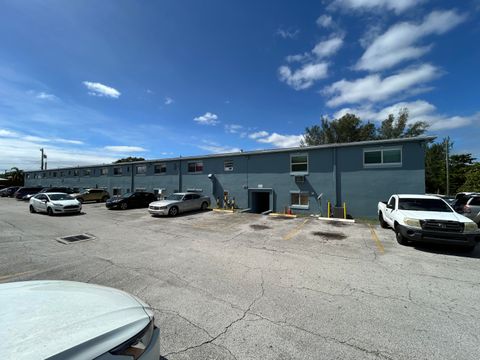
[283, 219, 310, 240]
[368, 224, 385, 254]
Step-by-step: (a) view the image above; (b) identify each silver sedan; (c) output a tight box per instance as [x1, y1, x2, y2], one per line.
[148, 192, 210, 216]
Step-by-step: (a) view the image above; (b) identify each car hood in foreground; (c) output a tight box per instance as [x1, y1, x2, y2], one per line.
[0, 280, 153, 360]
[149, 199, 179, 207]
[51, 199, 81, 206]
[398, 210, 472, 223]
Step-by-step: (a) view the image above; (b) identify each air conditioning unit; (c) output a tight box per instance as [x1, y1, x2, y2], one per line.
[294, 176, 305, 183]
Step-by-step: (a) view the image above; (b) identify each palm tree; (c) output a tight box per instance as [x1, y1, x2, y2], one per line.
[9, 167, 24, 186]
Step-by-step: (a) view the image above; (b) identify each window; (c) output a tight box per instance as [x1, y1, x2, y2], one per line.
[364, 148, 402, 167]
[290, 191, 309, 209]
[26, 174, 30, 179]
[387, 196, 396, 209]
[60, 171, 64, 177]
[469, 197, 480, 206]
[224, 160, 234, 172]
[53, 172, 57, 177]
[113, 188, 122, 196]
[188, 161, 203, 173]
[73, 169, 79, 176]
[101, 168, 108, 176]
[113, 167, 123, 175]
[154, 163, 166, 174]
[291, 154, 308, 174]
[83, 169, 91, 176]
[136, 165, 147, 174]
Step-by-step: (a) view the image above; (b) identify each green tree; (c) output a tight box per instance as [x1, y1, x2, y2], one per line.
[425, 140, 450, 194]
[7, 167, 24, 186]
[377, 108, 429, 139]
[459, 164, 480, 192]
[301, 114, 376, 146]
[449, 154, 476, 194]
[114, 157, 145, 163]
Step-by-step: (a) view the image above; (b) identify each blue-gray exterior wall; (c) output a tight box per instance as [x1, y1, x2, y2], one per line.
[24, 139, 426, 217]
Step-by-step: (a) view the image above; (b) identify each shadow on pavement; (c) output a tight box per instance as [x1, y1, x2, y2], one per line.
[412, 242, 480, 259]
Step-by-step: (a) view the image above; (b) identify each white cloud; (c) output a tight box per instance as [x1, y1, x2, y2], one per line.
[331, 0, 425, 14]
[54, 138, 84, 145]
[194, 112, 219, 125]
[198, 144, 241, 154]
[224, 124, 243, 134]
[323, 64, 440, 107]
[312, 36, 344, 58]
[279, 62, 329, 90]
[82, 81, 121, 98]
[249, 131, 269, 139]
[357, 10, 466, 71]
[317, 15, 333, 28]
[277, 28, 300, 39]
[334, 100, 479, 130]
[0, 129, 18, 137]
[249, 131, 304, 148]
[35, 92, 57, 101]
[22, 135, 49, 142]
[164, 97, 174, 105]
[103, 146, 147, 153]
[285, 53, 308, 63]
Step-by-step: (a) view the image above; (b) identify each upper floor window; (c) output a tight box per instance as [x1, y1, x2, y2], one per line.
[188, 161, 203, 173]
[83, 169, 91, 176]
[73, 170, 79, 176]
[364, 147, 402, 167]
[224, 160, 234, 172]
[101, 168, 108, 176]
[136, 165, 147, 174]
[290, 154, 308, 174]
[154, 163, 166, 174]
[113, 167, 123, 176]
[26, 174, 30, 179]
[53, 172, 57, 177]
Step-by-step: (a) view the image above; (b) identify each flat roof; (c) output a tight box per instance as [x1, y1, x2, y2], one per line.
[26, 135, 435, 173]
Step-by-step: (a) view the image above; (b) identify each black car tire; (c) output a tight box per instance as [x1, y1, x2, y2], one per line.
[120, 202, 128, 210]
[395, 224, 408, 246]
[379, 212, 388, 228]
[201, 202, 208, 211]
[47, 207, 53, 216]
[169, 206, 179, 216]
[29, 205, 36, 213]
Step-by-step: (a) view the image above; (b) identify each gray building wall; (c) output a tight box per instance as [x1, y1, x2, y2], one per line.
[24, 138, 429, 218]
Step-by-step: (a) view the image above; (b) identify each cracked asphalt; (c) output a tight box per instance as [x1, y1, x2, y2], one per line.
[1, 198, 480, 359]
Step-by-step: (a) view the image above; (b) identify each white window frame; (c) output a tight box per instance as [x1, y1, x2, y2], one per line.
[187, 161, 204, 173]
[136, 165, 147, 175]
[154, 163, 167, 175]
[363, 146, 402, 168]
[113, 167, 123, 176]
[290, 190, 309, 209]
[100, 168, 108, 176]
[290, 153, 309, 175]
[224, 160, 234, 172]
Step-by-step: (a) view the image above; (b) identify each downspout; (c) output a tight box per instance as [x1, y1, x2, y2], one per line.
[178, 159, 182, 192]
[333, 147, 339, 207]
[131, 164, 134, 192]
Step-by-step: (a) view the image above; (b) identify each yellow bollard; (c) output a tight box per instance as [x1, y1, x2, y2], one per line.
[327, 201, 331, 218]
[343, 202, 346, 219]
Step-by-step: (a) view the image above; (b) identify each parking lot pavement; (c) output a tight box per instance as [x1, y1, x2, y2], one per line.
[1, 198, 480, 360]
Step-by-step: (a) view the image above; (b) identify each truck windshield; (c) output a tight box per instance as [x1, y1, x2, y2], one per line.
[398, 198, 452, 212]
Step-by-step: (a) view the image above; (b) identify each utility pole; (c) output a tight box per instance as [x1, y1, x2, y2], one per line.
[40, 148, 47, 170]
[445, 137, 450, 196]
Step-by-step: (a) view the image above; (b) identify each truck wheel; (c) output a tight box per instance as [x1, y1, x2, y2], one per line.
[395, 224, 408, 246]
[378, 212, 388, 228]
[169, 206, 178, 216]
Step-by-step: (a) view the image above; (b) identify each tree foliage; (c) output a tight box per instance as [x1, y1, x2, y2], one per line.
[459, 164, 480, 192]
[301, 108, 428, 146]
[114, 157, 145, 163]
[425, 140, 449, 194]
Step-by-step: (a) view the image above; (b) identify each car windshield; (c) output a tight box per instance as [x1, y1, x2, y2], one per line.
[398, 198, 453, 212]
[48, 194, 74, 201]
[122, 192, 134, 198]
[165, 194, 184, 201]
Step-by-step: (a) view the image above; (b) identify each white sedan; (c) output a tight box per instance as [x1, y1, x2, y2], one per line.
[29, 192, 82, 215]
[0, 280, 160, 360]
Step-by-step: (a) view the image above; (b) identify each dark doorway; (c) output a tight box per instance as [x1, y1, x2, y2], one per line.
[251, 191, 270, 213]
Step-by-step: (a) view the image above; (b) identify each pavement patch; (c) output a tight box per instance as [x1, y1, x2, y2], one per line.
[250, 224, 271, 231]
[311, 231, 346, 240]
[57, 233, 96, 245]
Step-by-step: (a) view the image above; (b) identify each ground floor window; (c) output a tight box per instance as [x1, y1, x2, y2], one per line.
[113, 188, 122, 196]
[290, 191, 309, 209]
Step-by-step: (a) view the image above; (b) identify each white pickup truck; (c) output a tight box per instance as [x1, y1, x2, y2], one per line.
[378, 194, 479, 251]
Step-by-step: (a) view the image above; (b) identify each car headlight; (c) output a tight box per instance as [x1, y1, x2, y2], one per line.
[159, 206, 167, 209]
[110, 319, 155, 359]
[464, 222, 479, 232]
[404, 217, 421, 229]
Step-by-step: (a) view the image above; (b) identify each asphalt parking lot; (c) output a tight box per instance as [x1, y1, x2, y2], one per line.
[1, 198, 480, 360]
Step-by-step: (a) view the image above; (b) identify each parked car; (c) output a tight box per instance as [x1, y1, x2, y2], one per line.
[73, 188, 110, 203]
[29, 192, 82, 215]
[0, 280, 160, 360]
[378, 194, 480, 251]
[23, 187, 76, 201]
[149, 192, 210, 216]
[462, 195, 480, 225]
[106, 191, 156, 210]
[14, 186, 43, 200]
[0, 186, 20, 197]
[452, 192, 480, 213]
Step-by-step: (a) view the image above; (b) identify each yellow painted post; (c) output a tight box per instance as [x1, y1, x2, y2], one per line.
[327, 201, 331, 218]
[343, 202, 346, 219]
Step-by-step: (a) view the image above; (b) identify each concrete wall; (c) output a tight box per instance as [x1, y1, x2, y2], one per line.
[24, 139, 427, 217]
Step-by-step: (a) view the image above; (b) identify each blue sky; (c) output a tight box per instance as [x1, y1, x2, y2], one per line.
[0, 0, 479, 170]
